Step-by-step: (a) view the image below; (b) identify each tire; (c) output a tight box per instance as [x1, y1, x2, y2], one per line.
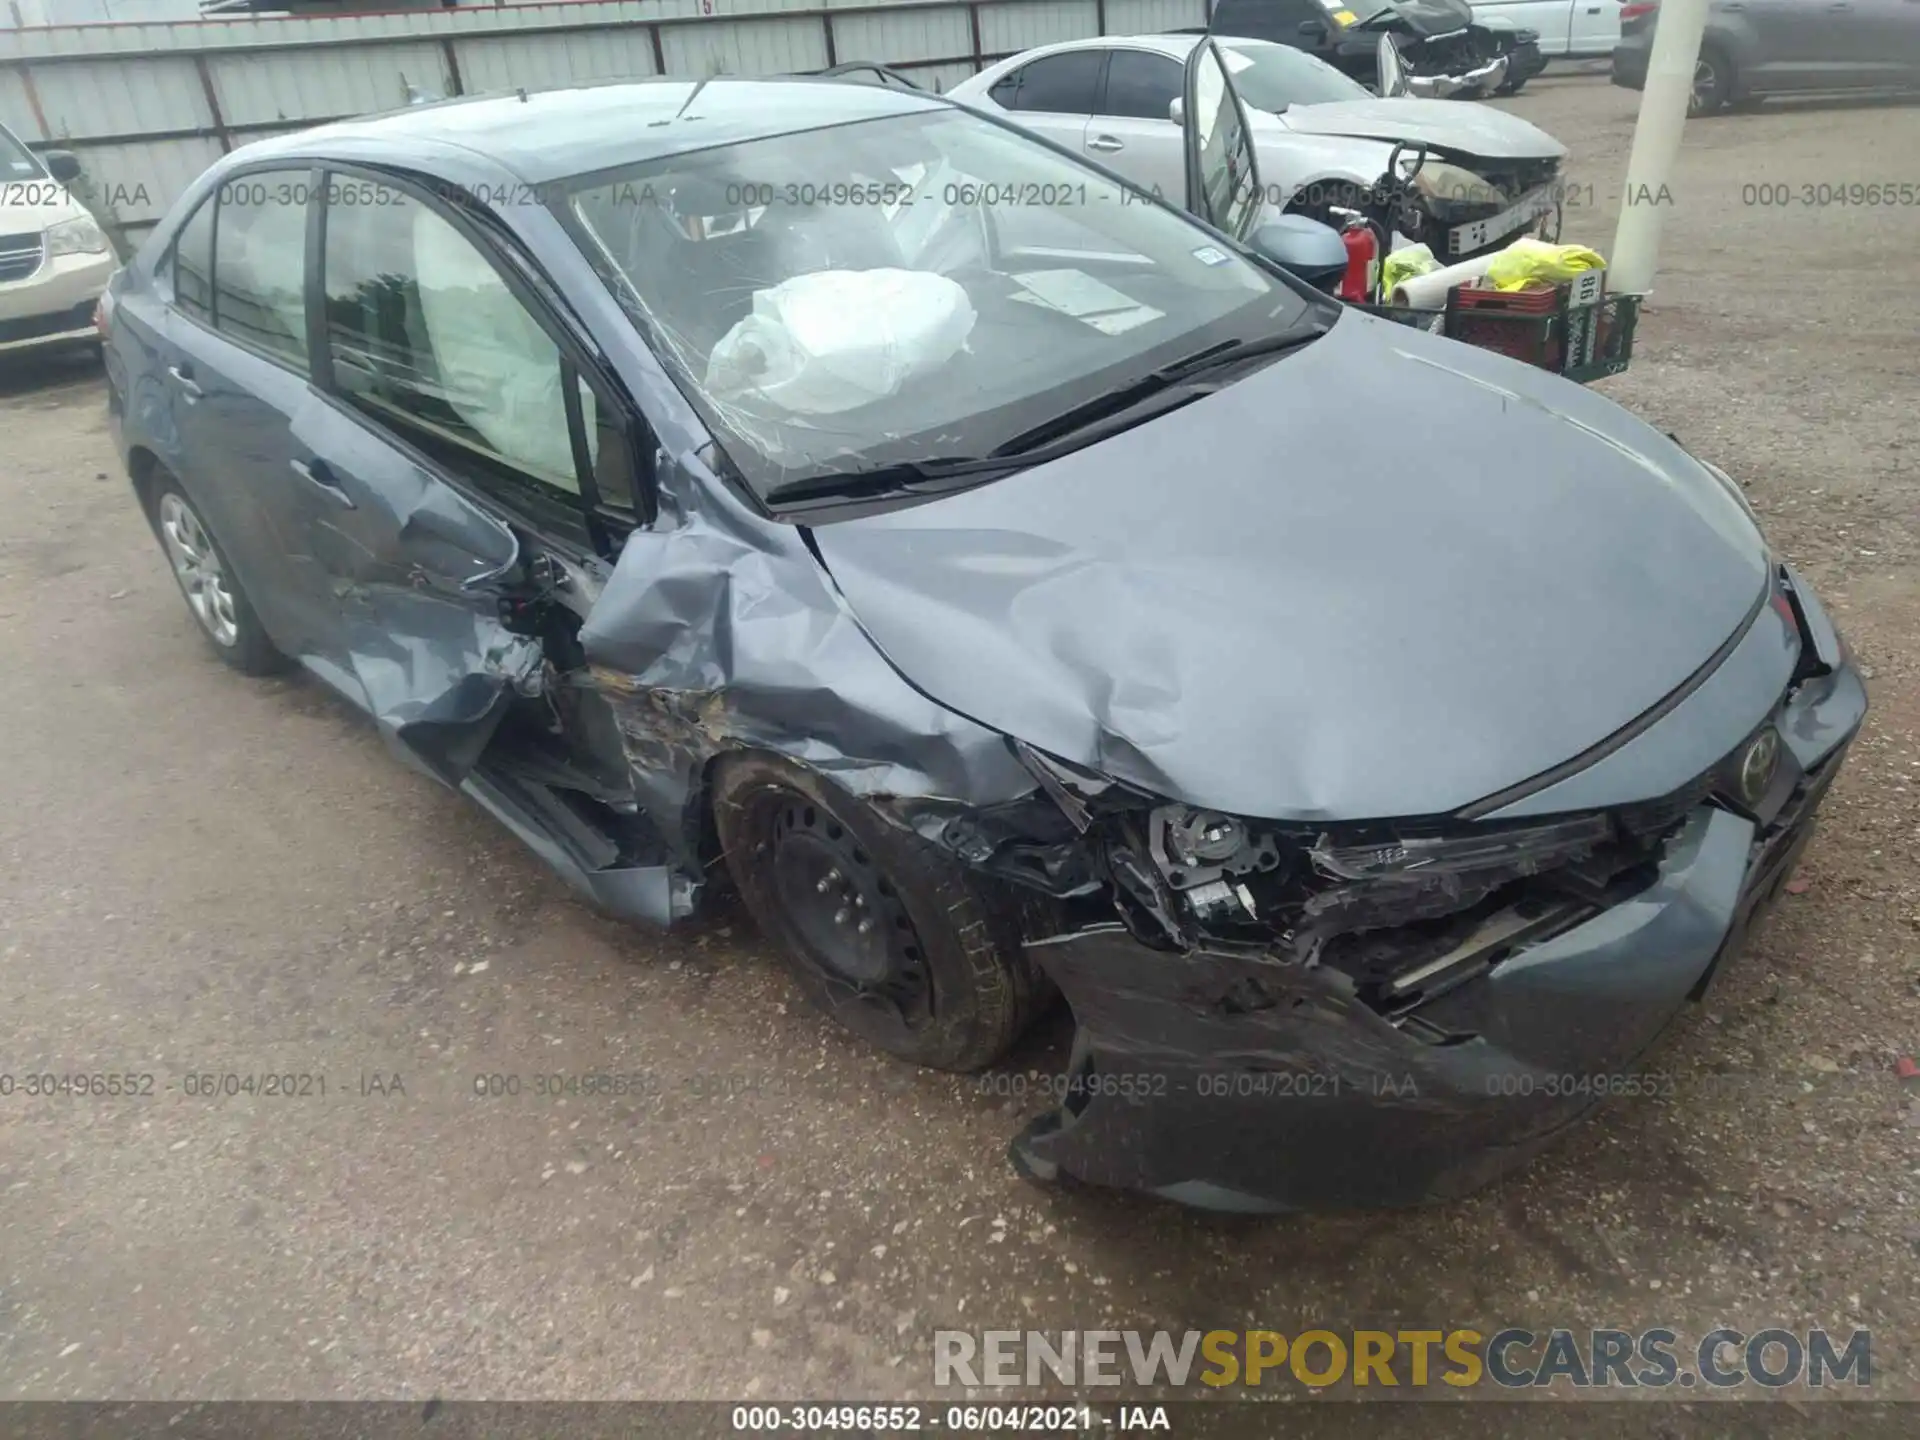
[1690, 46, 1733, 115]
[713, 751, 1047, 1072]
[149, 474, 288, 675]
[1495, 74, 1528, 96]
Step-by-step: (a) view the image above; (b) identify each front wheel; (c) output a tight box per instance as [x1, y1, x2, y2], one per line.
[1495, 73, 1528, 96]
[713, 753, 1048, 1072]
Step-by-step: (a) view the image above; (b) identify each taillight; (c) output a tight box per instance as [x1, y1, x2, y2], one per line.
[93, 280, 116, 339]
[1620, 2, 1659, 20]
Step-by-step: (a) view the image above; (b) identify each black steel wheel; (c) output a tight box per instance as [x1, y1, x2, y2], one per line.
[714, 752, 1047, 1071]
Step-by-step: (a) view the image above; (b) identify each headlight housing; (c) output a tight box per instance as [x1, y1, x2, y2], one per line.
[1404, 162, 1507, 218]
[46, 215, 109, 258]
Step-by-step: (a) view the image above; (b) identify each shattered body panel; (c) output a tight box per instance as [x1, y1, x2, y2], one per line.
[104, 78, 1866, 1211]
[577, 463, 1037, 878]
[1015, 655, 1861, 1211]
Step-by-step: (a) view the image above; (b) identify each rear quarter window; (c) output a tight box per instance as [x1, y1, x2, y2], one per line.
[171, 197, 215, 322]
[994, 51, 1105, 115]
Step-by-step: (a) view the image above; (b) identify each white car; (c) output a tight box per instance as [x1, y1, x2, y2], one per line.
[1475, 0, 1622, 58]
[1, 121, 116, 357]
[947, 34, 1569, 263]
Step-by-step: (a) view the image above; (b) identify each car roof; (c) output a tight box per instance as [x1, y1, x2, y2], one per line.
[956, 32, 1287, 85]
[988, 33, 1202, 63]
[239, 77, 952, 184]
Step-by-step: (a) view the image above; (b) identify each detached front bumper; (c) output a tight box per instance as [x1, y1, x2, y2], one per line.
[1407, 52, 1510, 99]
[1011, 656, 1866, 1213]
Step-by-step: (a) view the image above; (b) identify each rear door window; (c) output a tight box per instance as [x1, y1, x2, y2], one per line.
[210, 172, 312, 369]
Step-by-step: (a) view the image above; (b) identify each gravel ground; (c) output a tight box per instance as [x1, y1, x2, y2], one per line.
[0, 73, 1915, 1417]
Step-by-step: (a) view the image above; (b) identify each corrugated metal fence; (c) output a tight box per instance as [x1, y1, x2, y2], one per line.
[0, 0, 1206, 241]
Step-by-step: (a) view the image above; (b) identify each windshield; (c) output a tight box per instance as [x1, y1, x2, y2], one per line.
[0, 124, 46, 181]
[557, 107, 1314, 498]
[1219, 40, 1374, 110]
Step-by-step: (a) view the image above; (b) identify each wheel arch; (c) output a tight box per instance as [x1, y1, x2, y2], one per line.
[127, 444, 166, 530]
[1279, 171, 1372, 219]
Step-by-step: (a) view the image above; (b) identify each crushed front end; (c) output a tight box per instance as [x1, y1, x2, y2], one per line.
[938, 571, 1866, 1211]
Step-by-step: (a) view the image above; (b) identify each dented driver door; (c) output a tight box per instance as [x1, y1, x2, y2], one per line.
[285, 399, 539, 786]
[296, 169, 576, 785]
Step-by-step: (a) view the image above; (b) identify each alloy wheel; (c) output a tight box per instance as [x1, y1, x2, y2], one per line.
[158, 491, 239, 648]
[1690, 58, 1719, 114]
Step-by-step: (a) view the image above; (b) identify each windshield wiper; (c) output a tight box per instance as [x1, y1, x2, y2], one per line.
[991, 316, 1336, 457]
[762, 318, 1335, 507]
[763, 454, 1023, 507]
[1155, 318, 1337, 382]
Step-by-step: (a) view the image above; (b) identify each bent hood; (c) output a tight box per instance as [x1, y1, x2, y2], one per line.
[807, 312, 1770, 822]
[1279, 98, 1564, 162]
[1351, 0, 1475, 37]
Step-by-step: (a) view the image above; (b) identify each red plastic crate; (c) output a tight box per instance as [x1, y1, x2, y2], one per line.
[1449, 282, 1563, 367]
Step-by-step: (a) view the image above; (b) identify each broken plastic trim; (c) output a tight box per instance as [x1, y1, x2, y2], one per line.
[943, 746, 1675, 989]
[1308, 811, 1611, 881]
[1009, 737, 1120, 833]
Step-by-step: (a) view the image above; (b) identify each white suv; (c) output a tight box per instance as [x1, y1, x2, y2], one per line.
[1, 120, 116, 357]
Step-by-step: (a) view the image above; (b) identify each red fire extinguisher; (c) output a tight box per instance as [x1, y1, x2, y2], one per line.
[1337, 219, 1378, 304]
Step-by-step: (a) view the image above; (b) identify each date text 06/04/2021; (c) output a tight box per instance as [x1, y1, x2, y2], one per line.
[730, 1405, 1165, 1432]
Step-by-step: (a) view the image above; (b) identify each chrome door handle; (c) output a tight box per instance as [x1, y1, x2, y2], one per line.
[166, 364, 201, 400]
[290, 457, 355, 509]
[1087, 134, 1125, 152]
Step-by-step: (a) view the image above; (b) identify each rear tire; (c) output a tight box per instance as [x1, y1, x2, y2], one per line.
[713, 752, 1046, 1072]
[1690, 46, 1733, 115]
[149, 473, 288, 676]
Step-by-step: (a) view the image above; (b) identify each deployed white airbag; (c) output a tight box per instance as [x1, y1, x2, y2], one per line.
[705, 269, 975, 416]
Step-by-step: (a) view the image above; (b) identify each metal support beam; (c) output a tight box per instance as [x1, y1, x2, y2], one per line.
[192, 54, 231, 153]
[1609, 0, 1709, 295]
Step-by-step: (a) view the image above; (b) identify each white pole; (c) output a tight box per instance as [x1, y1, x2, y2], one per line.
[1607, 0, 1710, 296]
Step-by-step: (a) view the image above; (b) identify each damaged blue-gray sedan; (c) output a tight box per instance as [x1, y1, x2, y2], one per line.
[103, 53, 1865, 1212]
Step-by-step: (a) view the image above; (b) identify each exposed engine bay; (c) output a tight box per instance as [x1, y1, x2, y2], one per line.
[1354, 0, 1544, 98]
[935, 739, 1716, 1025]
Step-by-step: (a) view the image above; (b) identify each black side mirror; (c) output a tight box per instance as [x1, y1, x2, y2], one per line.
[1298, 19, 1327, 37]
[1248, 215, 1349, 295]
[43, 149, 82, 183]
